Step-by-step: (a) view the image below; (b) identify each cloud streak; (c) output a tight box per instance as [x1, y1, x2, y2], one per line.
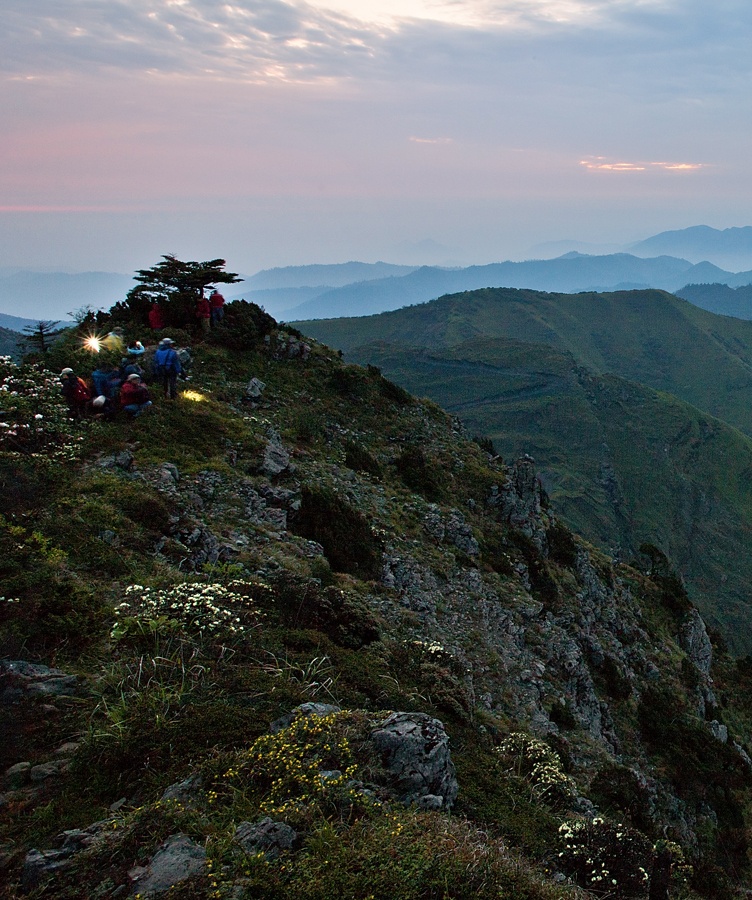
[581, 158, 708, 172]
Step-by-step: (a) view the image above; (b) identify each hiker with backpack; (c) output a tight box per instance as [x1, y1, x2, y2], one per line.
[152, 337, 183, 400]
[59, 368, 91, 418]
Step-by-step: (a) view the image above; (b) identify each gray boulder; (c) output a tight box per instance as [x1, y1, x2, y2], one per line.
[234, 818, 297, 858]
[270, 702, 340, 734]
[680, 609, 713, 677]
[128, 833, 205, 897]
[370, 712, 458, 809]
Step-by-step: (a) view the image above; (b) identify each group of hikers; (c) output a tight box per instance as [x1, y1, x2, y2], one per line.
[147, 289, 225, 333]
[59, 336, 185, 420]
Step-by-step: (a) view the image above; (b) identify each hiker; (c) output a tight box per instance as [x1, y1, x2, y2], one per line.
[121, 342, 147, 382]
[60, 368, 91, 417]
[210, 290, 225, 327]
[119, 373, 152, 417]
[196, 295, 211, 334]
[152, 337, 183, 399]
[101, 328, 125, 353]
[91, 363, 122, 399]
[148, 302, 166, 331]
[91, 394, 118, 419]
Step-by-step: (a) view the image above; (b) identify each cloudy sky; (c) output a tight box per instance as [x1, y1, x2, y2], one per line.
[2, 0, 752, 274]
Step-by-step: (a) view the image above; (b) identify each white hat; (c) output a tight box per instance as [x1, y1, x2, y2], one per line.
[127, 373, 141, 381]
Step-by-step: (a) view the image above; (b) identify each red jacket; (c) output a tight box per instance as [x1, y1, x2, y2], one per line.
[120, 380, 151, 408]
[196, 298, 211, 319]
[210, 292, 225, 309]
[148, 304, 166, 330]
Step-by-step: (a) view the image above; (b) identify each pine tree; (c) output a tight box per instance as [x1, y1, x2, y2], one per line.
[115, 255, 242, 328]
[21, 320, 67, 355]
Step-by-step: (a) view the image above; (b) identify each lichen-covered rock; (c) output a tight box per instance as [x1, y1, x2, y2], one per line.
[680, 609, 713, 677]
[270, 702, 341, 734]
[234, 818, 297, 858]
[128, 833, 205, 897]
[370, 712, 458, 809]
[0, 660, 88, 702]
[488, 455, 551, 554]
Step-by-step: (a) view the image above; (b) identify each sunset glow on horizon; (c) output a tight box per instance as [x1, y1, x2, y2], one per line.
[2, 0, 751, 275]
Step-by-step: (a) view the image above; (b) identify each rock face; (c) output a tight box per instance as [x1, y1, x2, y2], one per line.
[0, 660, 87, 702]
[128, 833, 206, 896]
[370, 712, 458, 810]
[680, 608, 713, 677]
[488, 455, 552, 554]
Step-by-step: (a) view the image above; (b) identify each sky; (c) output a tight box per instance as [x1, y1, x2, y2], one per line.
[3, 0, 752, 276]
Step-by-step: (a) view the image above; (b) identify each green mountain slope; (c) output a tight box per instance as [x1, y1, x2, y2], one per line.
[5, 311, 752, 897]
[343, 338, 752, 651]
[297, 289, 752, 650]
[297, 288, 752, 437]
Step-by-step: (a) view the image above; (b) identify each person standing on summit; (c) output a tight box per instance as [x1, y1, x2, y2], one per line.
[210, 289, 225, 328]
[151, 338, 183, 400]
[196, 295, 211, 334]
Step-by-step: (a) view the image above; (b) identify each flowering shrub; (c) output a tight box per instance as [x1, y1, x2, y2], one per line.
[0, 357, 88, 460]
[496, 732, 576, 809]
[112, 581, 264, 645]
[558, 817, 653, 897]
[215, 710, 368, 820]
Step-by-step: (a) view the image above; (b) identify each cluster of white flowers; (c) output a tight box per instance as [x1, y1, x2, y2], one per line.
[496, 732, 576, 807]
[409, 639, 456, 664]
[113, 581, 263, 641]
[0, 358, 87, 460]
[558, 817, 653, 895]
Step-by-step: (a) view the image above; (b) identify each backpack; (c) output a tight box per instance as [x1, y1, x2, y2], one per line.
[152, 347, 179, 375]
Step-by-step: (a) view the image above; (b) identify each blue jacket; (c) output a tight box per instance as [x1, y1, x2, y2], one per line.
[152, 347, 182, 375]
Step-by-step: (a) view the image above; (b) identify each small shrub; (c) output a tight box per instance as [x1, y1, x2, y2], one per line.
[472, 434, 495, 455]
[209, 300, 277, 350]
[394, 446, 446, 501]
[344, 440, 383, 477]
[290, 487, 383, 580]
[546, 522, 578, 567]
[558, 817, 653, 897]
[495, 732, 576, 810]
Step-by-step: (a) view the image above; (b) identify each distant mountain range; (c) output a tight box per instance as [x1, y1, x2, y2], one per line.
[0, 270, 133, 321]
[628, 225, 752, 270]
[7, 225, 752, 322]
[297, 287, 752, 652]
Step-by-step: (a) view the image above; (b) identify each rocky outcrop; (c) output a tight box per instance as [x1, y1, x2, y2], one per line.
[234, 818, 297, 859]
[370, 712, 458, 810]
[488, 455, 551, 554]
[128, 833, 206, 897]
[680, 608, 713, 677]
[0, 660, 88, 703]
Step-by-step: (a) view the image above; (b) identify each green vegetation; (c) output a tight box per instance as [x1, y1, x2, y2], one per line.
[299, 290, 752, 653]
[3, 289, 752, 899]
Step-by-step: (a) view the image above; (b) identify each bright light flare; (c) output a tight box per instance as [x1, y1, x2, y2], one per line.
[181, 389, 207, 402]
[84, 335, 102, 352]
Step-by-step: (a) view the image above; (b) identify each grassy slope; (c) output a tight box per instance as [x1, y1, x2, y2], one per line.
[297, 288, 752, 437]
[4, 319, 752, 898]
[343, 339, 752, 651]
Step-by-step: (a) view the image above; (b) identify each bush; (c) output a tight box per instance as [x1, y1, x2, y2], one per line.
[290, 487, 383, 580]
[209, 300, 276, 351]
[394, 446, 446, 501]
[558, 817, 653, 897]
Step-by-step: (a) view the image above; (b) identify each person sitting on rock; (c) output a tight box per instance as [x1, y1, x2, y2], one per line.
[119, 373, 153, 417]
